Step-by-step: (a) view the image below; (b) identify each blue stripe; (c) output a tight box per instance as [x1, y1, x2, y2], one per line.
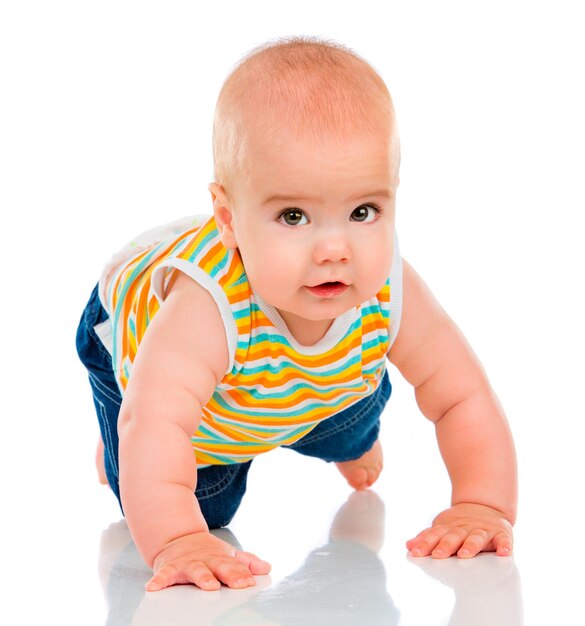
[208, 249, 229, 278]
[193, 436, 268, 447]
[186, 228, 217, 262]
[362, 304, 389, 321]
[361, 304, 383, 317]
[232, 273, 248, 287]
[210, 388, 367, 419]
[233, 308, 250, 321]
[192, 450, 234, 464]
[168, 236, 191, 257]
[196, 424, 216, 439]
[363, 361, 386, 376]
[196, 419, 314, 439]
[237, 352, 363, 378]
[237, 380, 361, 401]
[362, 337, 388, 353]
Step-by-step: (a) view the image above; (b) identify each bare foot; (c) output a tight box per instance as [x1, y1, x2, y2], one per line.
[96, 437, 108, 485]
[335, 439, 383, 490]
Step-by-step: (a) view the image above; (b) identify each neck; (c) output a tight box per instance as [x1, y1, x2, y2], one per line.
[277, 310, 334, 346]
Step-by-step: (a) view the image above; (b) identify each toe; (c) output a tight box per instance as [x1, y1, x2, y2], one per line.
[350, 467, 369, 490]
[366, 467, 379, 487]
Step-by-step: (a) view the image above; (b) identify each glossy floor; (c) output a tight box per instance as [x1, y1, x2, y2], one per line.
[96, 491, 522, 626]
[17, 397, 581, 626]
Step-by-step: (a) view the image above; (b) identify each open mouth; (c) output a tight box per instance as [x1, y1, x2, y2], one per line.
[306, 282, 349, 297]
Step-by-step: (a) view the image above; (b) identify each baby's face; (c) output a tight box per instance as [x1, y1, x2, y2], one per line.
[216, 128, 397, 342]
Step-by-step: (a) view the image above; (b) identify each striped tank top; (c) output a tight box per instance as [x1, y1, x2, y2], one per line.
[97, 214, 403, 467]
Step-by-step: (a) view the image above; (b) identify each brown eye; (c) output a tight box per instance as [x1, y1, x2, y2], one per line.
[351, 205, 379, 223]
[280, 209, 308, 226]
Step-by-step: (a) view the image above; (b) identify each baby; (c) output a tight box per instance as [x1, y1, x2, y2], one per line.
[76, 36, 517, 592]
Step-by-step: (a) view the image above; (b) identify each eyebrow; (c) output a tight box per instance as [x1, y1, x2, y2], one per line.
[261, 189, 393, 205]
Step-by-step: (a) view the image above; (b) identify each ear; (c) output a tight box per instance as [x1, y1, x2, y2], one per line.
[209, 182, 238, 249]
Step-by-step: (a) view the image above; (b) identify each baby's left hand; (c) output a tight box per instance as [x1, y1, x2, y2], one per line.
[406, 503, 514, 559]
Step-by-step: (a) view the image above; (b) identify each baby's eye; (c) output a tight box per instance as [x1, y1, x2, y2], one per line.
[351, 204, 379, 223]
[279, 209, 308, 226]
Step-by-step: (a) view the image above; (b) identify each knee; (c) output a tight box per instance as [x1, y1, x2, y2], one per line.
[195, 463, 251, 529]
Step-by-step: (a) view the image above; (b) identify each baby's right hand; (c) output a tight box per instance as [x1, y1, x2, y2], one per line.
[145, 531, 271, 592]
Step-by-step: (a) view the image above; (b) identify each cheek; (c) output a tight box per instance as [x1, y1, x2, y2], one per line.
[239, 238, 295, 290]
[359, 236, 394, 281]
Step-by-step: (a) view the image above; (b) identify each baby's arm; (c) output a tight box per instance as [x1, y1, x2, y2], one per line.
[117, 271, 270, 590]
[389, 260, 517, 559]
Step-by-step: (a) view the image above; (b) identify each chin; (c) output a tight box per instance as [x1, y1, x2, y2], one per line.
[305, 303, 356, 321]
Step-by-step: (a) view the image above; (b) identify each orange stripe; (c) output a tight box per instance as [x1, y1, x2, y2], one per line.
[164, 267, 180, 296]
[218, 252, 244, 288]
[197, 240, 225, 271]
[120, 277, 142, 362]
[234, 364, 362, 390]
[111, 247, 152, 305]
[195, 436, 277, 450]
[148, 294, 159, 320]
[377, 283, 390, 301]
[362, 318, 389, 335]
[135, 278, 151, 343]
[225, 381, 367, 412]
[197, 409, 250, 442]
[244, 334, 362, 368]
[117, 232, 196, 362]
[235, 321, 251, 335]
[176, 221, 215, 261]
[206, 389, 366, 426]
[229, 289, 251, 306]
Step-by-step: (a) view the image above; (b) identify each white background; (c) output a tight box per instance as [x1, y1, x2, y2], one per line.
[1, 1, 584, 624]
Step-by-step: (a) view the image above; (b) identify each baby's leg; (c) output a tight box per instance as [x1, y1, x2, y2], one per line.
[335, 439, 383, 490]
[195, 462, 253, 529]
[285, 371, 391, 490]
[76, 284, 124, 508]
[96, 436, 108, 485]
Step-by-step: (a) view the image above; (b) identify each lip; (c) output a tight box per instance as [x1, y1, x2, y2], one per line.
[306, 282, 349, 298]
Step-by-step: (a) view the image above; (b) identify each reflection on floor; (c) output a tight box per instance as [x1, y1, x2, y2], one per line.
[97, 491, 523, 625]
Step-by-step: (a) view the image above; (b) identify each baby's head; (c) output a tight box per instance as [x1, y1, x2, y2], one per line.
[212, 36, 400, 199]
[209, 37, 401, 341]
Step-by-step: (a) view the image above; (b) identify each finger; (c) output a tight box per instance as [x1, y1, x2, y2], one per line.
[406, 528, 431, 549]
[146, 563, 183, 592]
[187, 561, 223, 591]
[409, 526, 449, 557]
[457, 529, 491, 558]
[145, 562, 220, 592]
[235, 550, 272, 575]
[493, 530, 513, 556]
[207, 556, 257, 589]
[432, 529, 468, 558]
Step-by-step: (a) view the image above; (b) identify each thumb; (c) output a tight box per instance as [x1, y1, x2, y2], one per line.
[145, 565, 180, 592]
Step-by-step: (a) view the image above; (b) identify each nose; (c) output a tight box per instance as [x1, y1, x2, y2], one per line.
[311, 228, 352, 264]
